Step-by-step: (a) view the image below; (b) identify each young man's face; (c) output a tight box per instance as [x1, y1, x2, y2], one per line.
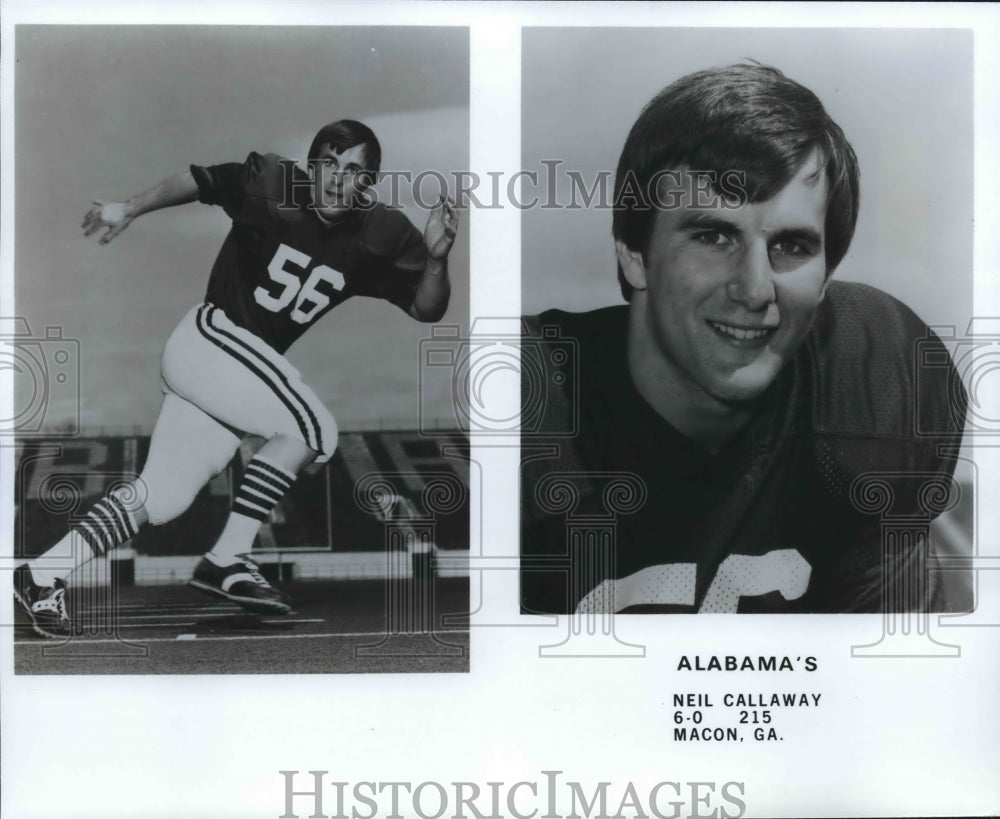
[618, 152, 829, 407]
[310, 143, 371, 223]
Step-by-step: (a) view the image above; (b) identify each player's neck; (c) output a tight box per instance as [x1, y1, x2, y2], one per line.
[312, 208, 350, 228]
[626, 307, 753, 454]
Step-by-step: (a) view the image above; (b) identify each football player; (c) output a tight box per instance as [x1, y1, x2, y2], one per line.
[520, 64, 967, 613]
[15, 119, 459, 638]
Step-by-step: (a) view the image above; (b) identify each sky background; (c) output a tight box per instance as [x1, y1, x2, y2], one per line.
[521, 27, 973, 332]
[15, 25, 469, 431]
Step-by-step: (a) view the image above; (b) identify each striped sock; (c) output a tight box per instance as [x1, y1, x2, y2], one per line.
[74, 494, 141, 558]
[208, 456, 296, 563]
[233, 456, 296, 522]
[29, 493, 141, 586]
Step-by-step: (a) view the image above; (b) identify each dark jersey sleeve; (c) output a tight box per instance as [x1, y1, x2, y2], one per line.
[806, 282, 969, 612]
[519, 311, 595, 613]
[357, 205, 429, 312]
[800, 515, 961, 612]
[190, 151, 285, 220]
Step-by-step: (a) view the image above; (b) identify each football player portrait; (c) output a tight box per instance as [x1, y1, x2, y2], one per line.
[14, 118, 459, 638]
[520, 35, 971, 615]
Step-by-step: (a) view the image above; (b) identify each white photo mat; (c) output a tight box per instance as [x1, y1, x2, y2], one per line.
[2, 3, 999, 818]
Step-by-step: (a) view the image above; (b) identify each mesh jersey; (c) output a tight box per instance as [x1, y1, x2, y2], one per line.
[520, 282, 968, 614]
[191, 152, 427, 353]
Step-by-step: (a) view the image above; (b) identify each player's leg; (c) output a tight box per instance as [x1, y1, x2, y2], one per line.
[145, 395, 298, 615]
[140, 394, 305, 614]
[15, 473, 148, 638]
[164, 304, 338, 611]
[204, 434, 318, 566]
[14, 392, 240, 638]
[24, 488, 146, 588]
[188, 434, 317, 614]
[14, 489, 145, 638]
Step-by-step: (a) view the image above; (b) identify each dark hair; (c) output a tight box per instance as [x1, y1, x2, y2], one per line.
[308, 119, 382, 183]
[612, 63, 860, 301]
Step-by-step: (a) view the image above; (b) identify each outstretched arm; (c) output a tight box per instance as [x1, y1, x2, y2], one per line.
[409, 197, 459, 322]
[81, 170, 200, 245]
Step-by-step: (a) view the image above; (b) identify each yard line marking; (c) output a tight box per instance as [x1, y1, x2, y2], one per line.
[120, 622, 197, 628]
[177, 634, 198, 640]
[106, 618, 324, 629]
[81, 603, 243, 616]
[96, 604, 244, 610]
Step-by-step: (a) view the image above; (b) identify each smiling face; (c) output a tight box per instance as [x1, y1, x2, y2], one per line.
[309, 142, 371, 223]
[618, 152, 830, 417]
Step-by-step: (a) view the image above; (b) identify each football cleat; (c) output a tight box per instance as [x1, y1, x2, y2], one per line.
[13, 564, 71, 639]
[188, 555, 291, 615]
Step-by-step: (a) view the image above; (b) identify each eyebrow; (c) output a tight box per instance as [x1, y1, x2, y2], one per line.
[320, 157, 364, 170]
[772, 226, 823, 247]
[676, 212, 741, 234]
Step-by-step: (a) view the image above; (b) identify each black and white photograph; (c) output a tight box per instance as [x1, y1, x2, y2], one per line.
[520, 28, 974, 614]
[3, 4, 1000, 819]
[7, 24, 471, 673]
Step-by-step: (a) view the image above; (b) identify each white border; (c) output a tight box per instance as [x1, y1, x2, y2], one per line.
[3, 3, 999, 819]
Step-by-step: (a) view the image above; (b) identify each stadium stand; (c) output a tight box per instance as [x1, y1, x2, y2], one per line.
[15, 429, 470, 585]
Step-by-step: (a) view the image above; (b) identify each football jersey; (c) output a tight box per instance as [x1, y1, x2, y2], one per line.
[191, 152, 428, 353]
[520, 282, 968, 614]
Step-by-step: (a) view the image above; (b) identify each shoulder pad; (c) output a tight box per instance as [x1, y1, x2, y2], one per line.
[240, 151, 291, 198]
[806, 281, 965, 505]
[359, 204, 419, 258]
[809, 281, 964, 439]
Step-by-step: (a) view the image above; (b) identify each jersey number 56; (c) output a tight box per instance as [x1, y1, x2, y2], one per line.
[255, 243, 346, 324]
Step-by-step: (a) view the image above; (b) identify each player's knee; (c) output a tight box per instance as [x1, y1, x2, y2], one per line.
[108, 480, 151, 527]
[142, 478, 202, 526]
[312, 413, 338, 465]
[289, 403, 337, 465]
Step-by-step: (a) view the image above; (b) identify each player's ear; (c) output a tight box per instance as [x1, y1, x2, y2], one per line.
[615, 240, 648, 292]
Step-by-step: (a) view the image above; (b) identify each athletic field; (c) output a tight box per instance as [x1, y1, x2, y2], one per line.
[13, 577, 469, 674]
